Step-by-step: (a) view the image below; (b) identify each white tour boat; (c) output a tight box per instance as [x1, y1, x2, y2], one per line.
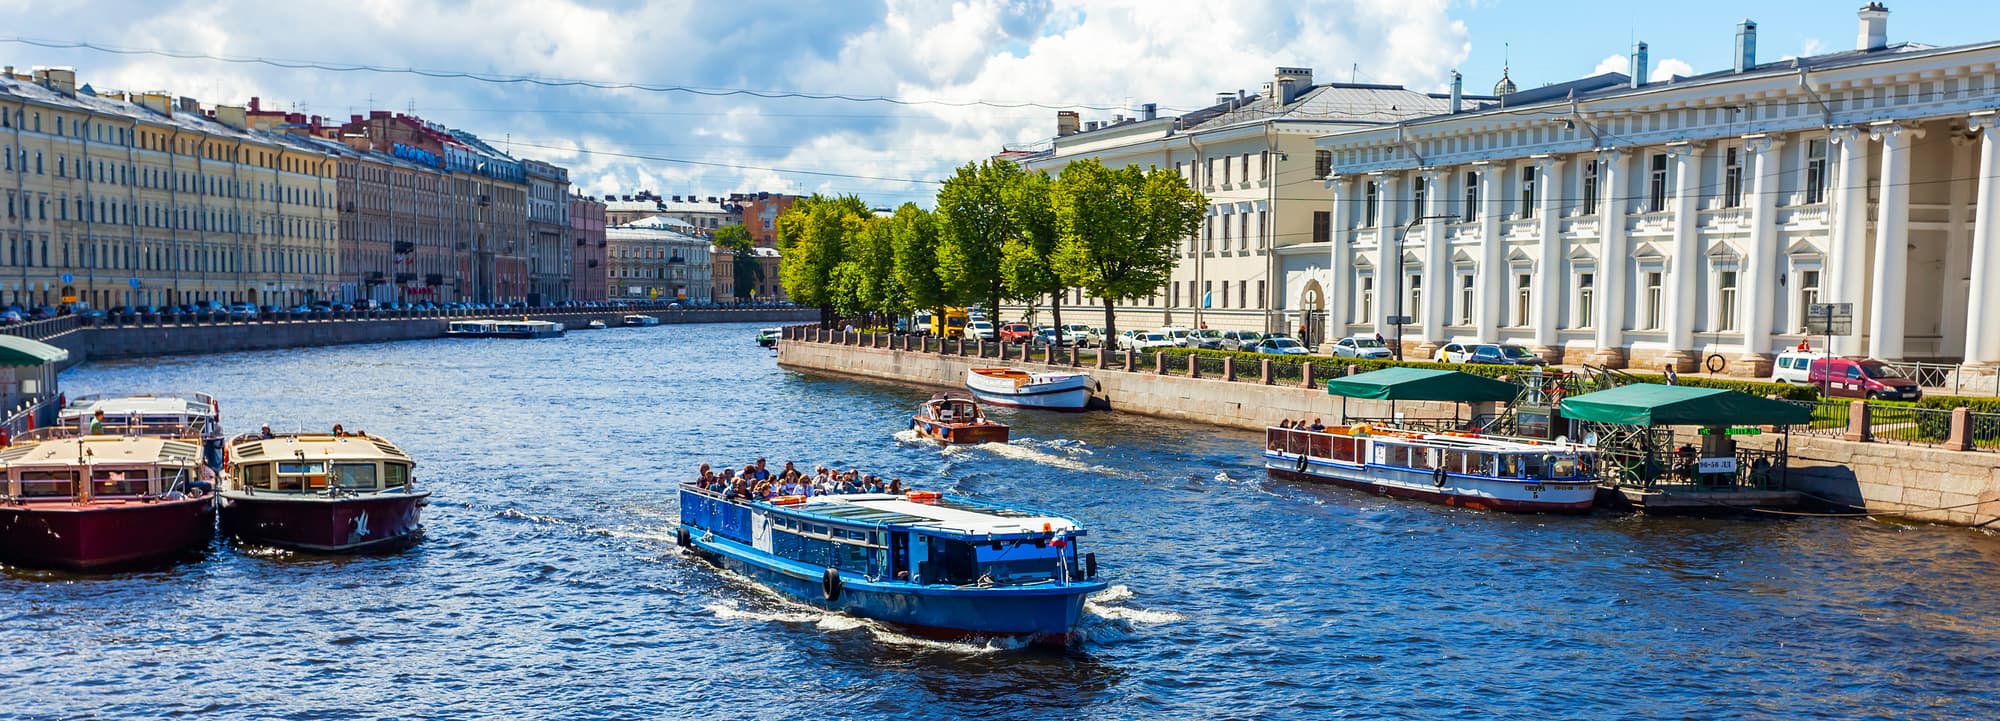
[964, 367, 1095, 411]
[1264, 424, 1597, 513]
[623, 314, 662, 327]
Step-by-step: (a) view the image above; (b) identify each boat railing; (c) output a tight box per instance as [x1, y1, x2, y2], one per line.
[1265, 427, 1362, 464]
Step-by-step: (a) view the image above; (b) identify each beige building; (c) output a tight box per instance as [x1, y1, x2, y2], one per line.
[2, 66, 338, 308]
[605, 215, 712, 303]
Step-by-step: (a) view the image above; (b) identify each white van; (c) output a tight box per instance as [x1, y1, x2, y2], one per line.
[1156, 326, 1192, 346]
[1770, 349, 1830, 385]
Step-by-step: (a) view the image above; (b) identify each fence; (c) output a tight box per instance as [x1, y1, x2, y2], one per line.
[1869, 405, 1957, 446]
[1880, 360, 2000, 397]
[1791, 400, 1851, 438]
[1973, 412, 2000, 451]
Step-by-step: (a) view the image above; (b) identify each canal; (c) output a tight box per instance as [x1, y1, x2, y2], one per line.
[6, 321, 1999, 720]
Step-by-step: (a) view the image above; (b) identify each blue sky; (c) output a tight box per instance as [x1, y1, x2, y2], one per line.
[3, 1, 1992, 210]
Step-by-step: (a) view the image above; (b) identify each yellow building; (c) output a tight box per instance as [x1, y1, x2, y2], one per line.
[1, 66, 337, 309]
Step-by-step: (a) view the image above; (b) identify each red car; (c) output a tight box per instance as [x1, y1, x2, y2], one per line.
[998, 322, 1035, 344]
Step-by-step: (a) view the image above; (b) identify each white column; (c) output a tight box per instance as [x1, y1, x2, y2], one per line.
[1664, 143, 1704, 365]
[1476, 163, 1502, 343]
[1531, 156, 1565, 357]
[1827, 126, 1870, 356]
[1593, 150, 1629, 364]
[1868, 122, 1923, 361]
[1372, 172, 1400, 337]
[1963, 114, 2000, 365]
[1420, 169, 1450, 348]
[1738, 136, 1784, 366]
[1325, 176, 1350, 336]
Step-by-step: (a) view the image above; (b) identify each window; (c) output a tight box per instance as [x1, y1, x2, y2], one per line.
[1315, 150, 1333, 178]
[1256, 280, 1265, 308]
[1238, 280, 1247, 308]
[1363, 182, 1379, 227]
[1238, 213, 1249, 251]
[1515, 273, 1533, 327]
[1722, 146, 1744, 208]
[1359, 275, 1374, 322]
[1220, 215, 1230, 249]
[1797, 270, 1821, 332]
[1409, 274, 1422, 317]
[1459, 274, 1475, 325]
[1805, 139, 1828, 204]
[1648, 153, 1669, 212]
[1462, 172, 1479, 221]
[1412, 176, 1428, 214]
[1576, 272, 1595, 328]
[1313, 210, 1330, 243]
[1519, 166, 1537, 219]
[1220, 156, 1231, 186]
[334, 463, 379, 489]
[1716, 270, 1739, 331]
[1644, 271, 1664, 329]
[1241, 153, 1251, 184]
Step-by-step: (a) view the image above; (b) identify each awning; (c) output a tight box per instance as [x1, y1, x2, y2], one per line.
[1559, 383, 1810, 427]
[1325, 367, 1519, 402]
[0, 335, 69, 366]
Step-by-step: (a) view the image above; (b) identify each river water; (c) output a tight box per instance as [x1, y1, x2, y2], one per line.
[5, 321, 1999, 720]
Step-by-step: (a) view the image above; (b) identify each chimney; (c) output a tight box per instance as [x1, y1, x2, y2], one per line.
[1736, 20, 1758, 72]
[1276, 79, 1295, 106]
[214, 104, 248, 130]
[177, 96, 200, 113]
[249, 96, 262, 112]
[1631, 42, 1650, 88]
[139, 91, 173, 117]
[1236, 89, 1247, 105]
[1449, 70, 1463, 113]
[1858, 3, 1888, 51]
[1141, 103, 1158, 121]
[44, 67, 76, 96]
[1274, 67, 1313, 104]
[1056, 110, 1080, 137]
[1215, 92, 1234, 109]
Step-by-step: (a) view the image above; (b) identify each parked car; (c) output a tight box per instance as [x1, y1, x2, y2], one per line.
[1331, 335, 1396, 360]
[1033, 324, 1090, 348]
[1081, 326, 1106, 348]
[228, 303, 259, 321]
[1183, 329, 1226, 350]
[1808, 357, 1923, 400]
[1434, 342, 1544, 365]
[1219, 330, 1264, 351]
[998, 322, 1036, 344]
[0, 309, 23, 324]
[967, 320, 997, 342]
[1120, 330, 1177, 351]
[1770, 349, 1831, 385]
[1250, 336, 1311, 355]
[1157, 326, 1192, 347]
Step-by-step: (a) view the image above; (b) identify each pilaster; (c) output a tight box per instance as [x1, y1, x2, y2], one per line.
[1661, 142, 1705, 371]
[1531, 155, 1566, 362]
[1736, 135, 1785, 376]
[1963, 113, 2000, 366]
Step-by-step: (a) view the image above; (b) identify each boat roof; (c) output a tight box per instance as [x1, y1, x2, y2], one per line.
[0, 435, 203, 467]
[229, 433, 413, 464]
[59, 393, 217, 419]
[927, 391, 978, 403]
[789, 494, 1082, 536]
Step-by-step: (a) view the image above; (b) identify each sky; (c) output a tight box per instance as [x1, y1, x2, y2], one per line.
[4, 1, 1995, 210]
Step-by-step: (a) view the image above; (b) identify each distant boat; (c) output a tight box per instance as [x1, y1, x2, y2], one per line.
[910, 392, 1009, 444]
[448, 319, 564, 338]
[623, 315, 661, 327]
[220, 431, 428, 552]
[757, 327, 781, 348]
[965, 367, 1094, 411]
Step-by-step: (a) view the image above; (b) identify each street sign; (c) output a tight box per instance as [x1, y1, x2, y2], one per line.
[128, 278, 141, 289]
[1697, 457, 1739, 474]
[1807, 302, 1854, 317]
[1805, 302, 1853, 335]
[1387, 315, 1413, 325]
[60, 273, 72, 284]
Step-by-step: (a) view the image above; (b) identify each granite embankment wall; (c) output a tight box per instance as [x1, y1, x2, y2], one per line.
[779, 337, 2000, 527]
[34, 308, 814, 371]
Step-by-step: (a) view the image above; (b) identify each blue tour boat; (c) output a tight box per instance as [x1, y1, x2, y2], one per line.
[678, 484, 1105, 646]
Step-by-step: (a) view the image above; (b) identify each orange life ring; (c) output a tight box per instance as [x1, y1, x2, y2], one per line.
[769, 496, 807, 506]
[906, 490, 942, 503]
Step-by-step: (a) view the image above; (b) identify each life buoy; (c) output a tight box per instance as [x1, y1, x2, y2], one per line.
[906, 490, 942, 503]
[822, 567, 844, 602]
[1434, 467, 1448, 488]
[676, 527, 691, 548]
[769, 496, 807, 506]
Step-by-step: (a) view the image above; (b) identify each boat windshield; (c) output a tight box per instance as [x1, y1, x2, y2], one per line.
[925, 537, 1068, 586]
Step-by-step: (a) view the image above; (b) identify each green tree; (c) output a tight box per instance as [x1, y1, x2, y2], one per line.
[777, 194, 871, 327]
[889, 203, 949, 331]
[831, 216, 905, 324]
[712, 224, 762, 300]
[1051, 160, 1206, 344]
[1000, 169, 1068, 347]
[935, 159, 1023, 319]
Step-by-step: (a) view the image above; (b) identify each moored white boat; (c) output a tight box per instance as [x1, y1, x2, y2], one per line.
[623, 314, 661, 327]
[1263, 425, 1597, 513]
[964, 367, 1094, 411]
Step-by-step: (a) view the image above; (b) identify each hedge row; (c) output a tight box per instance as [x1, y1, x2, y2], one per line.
[1153, 347, 1822, 401]
[1917, 395, 2000, 414]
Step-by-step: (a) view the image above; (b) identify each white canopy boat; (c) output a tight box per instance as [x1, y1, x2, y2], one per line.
[964, 367, 1095, 411]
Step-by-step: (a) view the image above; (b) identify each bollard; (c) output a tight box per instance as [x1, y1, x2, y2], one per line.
[1069, 345, 1080, 367]
[1302, 362, 1316, 389]
[1187, 354, 1200, 378]
[1946, 406, 1974, 451]
[1260, 359, 1273, 385]
[1094, 346, 1106, 369]
[1155, 351, 1167, 375]
[1843, 400, 1873, 443]
[1043, 344, 1054, 365]
[1123, 350, 1135, 373]
[1223, 356, 1235, 381]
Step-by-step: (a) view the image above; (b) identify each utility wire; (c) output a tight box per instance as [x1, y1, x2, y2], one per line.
[503, 140, 942, 186]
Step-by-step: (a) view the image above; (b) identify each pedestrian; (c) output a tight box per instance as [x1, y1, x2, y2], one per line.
[1663, 363, 1679, 386]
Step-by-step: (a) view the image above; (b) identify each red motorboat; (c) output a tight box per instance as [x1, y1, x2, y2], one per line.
[0, 435, 215, 571]
[909, 392, 1010, 445]
[220, 431, 428, 552]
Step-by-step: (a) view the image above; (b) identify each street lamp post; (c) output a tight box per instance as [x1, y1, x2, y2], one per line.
[1394, 214, 1458, 361]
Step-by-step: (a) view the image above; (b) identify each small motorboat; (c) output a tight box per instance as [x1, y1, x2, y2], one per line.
[446, 320, 495, 337]
[585, 320, 608, 330]
[0, 434, 215, 571]
[910, 392, 1009, 445]
[965, 367, 1094, 411]
[623, 314, 662, 327]
[219, 431, 428, 552]
[678, 481, 1105, 647]
[757, 327, 781, 348]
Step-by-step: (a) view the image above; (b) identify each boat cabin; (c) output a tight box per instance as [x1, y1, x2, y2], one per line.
[681, 487, 1090, 587]
[0, 436, 203, 503]
[921, 393, 989, 426]
[1267, 425, 1590, 483]
[58, 393, 221, 439]
[227, 433, 416, 495]
[447, 320, 496, 335]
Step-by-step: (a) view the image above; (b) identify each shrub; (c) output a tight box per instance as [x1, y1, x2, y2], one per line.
[1915, 395, 2000, 413]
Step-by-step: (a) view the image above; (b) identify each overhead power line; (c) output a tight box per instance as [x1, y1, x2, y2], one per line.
[504, 140, 943, 186]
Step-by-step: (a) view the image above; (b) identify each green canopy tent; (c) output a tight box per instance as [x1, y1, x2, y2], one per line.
[1559, 383, 1807, 491]
[0, 335, 69, 433]
[1326, 367, 1521, 429]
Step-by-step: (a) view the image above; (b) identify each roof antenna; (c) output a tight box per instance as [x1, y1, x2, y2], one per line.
[1351, 63, 1358, 84]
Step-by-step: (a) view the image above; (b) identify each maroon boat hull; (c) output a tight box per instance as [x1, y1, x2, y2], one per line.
[0, 498, 216, 571]
[220, 491, 428, 552]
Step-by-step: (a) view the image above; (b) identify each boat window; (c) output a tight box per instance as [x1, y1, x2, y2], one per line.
[924, 539, 982, 585]
[18, 470, 77, 498]
[1382, 444, 1411, 468]
[1545, 454, 1579, 479]
[1408, 447, 1436, 471]
[974, 543, 1063, 585]
[1499, 454, 1523, 477]
[1516, 454, 1547, 478]
[333, 463, 378, 490]
[383, 463, 409, 489]
[91, 468, 151, 496]
[241, 463, 271, 489]
[277, 461, 326, 475]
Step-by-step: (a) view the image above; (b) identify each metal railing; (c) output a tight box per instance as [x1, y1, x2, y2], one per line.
[1790, 400, 1851, 438]
[1971, 412, 2000, 451]
[1869, 405, 1956, 446]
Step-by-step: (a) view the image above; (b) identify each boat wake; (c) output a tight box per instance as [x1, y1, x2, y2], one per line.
[942, 439, 1129, 478]
[700, 567, 1033, 654]
[1077, 584, 1184, 644]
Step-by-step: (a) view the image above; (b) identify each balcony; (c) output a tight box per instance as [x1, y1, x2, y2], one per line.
[1699, 207, 1749, 231]
[1501, 217, 1537, 239]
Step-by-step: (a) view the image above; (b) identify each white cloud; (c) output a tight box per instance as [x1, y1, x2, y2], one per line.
[1651, 58, 1694, 82]
[11, 0, 1473, 207]
[1592, 53, 1628, 76]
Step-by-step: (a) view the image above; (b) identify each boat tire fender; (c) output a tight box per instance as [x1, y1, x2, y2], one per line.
[1295, 453, 1309, 474]
[676, 527, 691, 548]
[1433, 467, 1448, 488]
[1085, 552, 1098, 579]
[822, 567, 843, 602]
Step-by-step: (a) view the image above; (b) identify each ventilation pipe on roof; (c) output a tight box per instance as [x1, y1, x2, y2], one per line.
[1858, 3, 1888, 51]
[1449, 71, 1463, 113]
[1141, 103, 1158, 121]
[1735, 20, 1758, 72]
[1215, 92, 1234, 109]
[1630, 42, 1649, 88]
[1056, 110, 1080, 137]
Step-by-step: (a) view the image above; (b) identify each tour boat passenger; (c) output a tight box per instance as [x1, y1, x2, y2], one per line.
[887, 477, 905, 495]
[259, 424, 275, 439]
[89, 409, 107, 434]
[332, 423, 346, 437]
[1278, 419, 1293, 429]
[751, 458, 772, 482]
